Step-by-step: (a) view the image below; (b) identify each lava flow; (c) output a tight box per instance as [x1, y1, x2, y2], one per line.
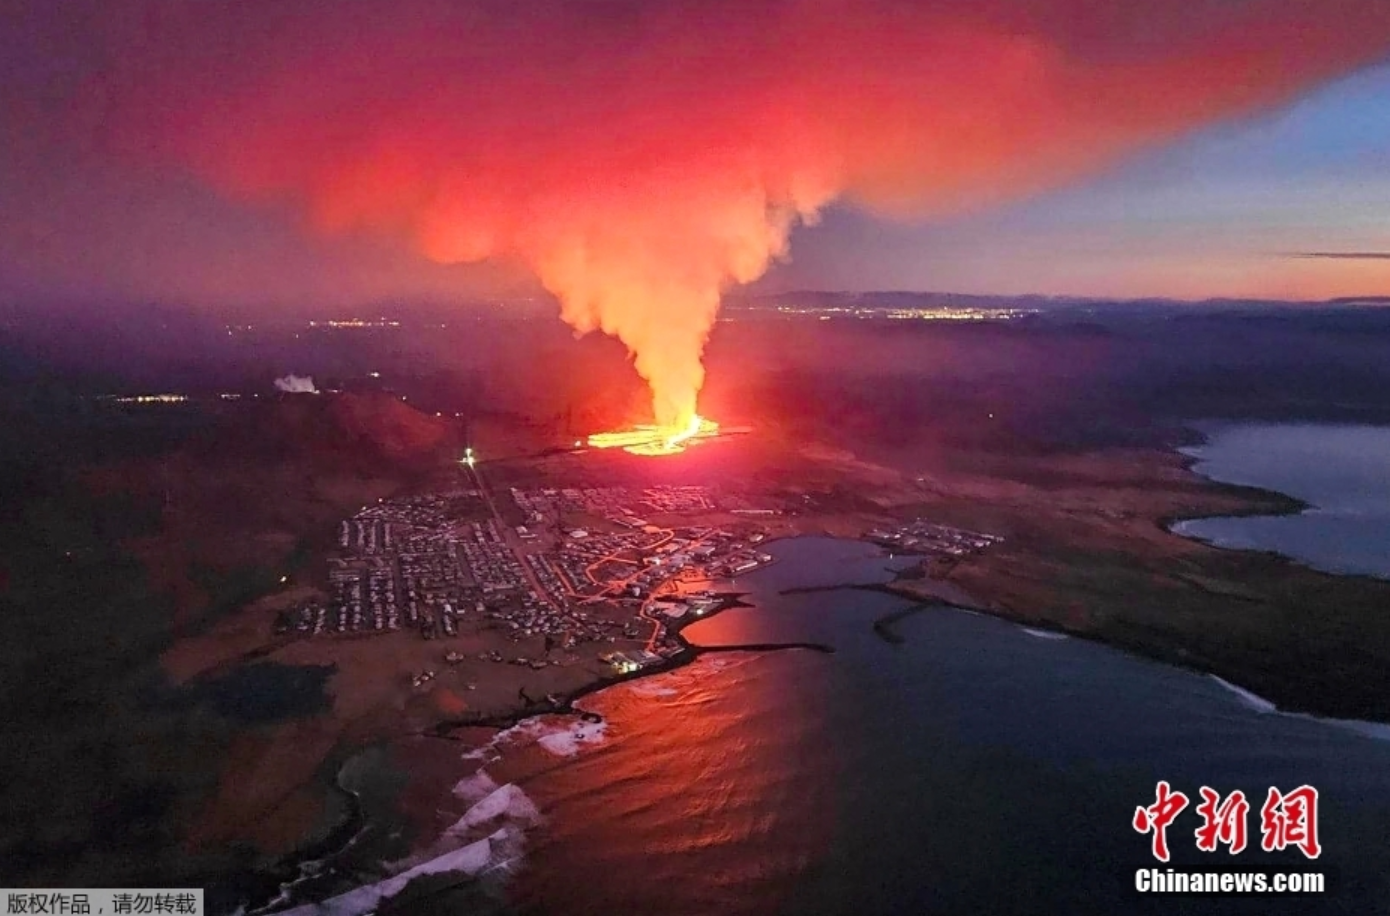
[587, 415, 721, 456]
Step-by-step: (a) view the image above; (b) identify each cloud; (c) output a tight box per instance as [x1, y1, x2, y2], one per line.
[1295, 252, 1390, 260]
[14, 0, 1390, 423]
[274, 374, 319, 394]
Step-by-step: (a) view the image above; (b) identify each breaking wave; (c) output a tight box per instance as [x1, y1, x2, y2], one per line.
[538, 719, 607, 756]
[453, 769, 500, 802]
[447, 783, 542, 835]
[1209, 674, 1390, 741]
[273, 825, 525, 916]
[1208, 675, 1278, 714]
[267, 711, 616, 914]
[1020, 627, 1069, 641]
[492, 715, 610, 758]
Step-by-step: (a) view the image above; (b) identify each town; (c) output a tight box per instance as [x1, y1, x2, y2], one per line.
[274, 483, 778, 676]
[863, 520, 1004, 556]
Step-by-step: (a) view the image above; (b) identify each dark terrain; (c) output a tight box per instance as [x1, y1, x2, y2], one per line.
[4, 295, 1390, 899]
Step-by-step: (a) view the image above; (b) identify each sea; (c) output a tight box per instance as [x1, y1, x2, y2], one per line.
[280, 536, 1390, 916]
[1172, 422, 1390, 580]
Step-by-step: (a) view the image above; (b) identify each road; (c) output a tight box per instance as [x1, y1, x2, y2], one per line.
[461, 459, 559, 611]
[457, 475, 724, 653]
[580, 527, 673, 600]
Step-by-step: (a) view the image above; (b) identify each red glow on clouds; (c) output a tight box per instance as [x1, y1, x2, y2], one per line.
[79, 0, 1390, 421]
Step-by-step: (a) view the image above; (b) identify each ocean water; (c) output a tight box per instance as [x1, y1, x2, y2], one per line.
[1172, 423, 1390, 579]
[297, 537, 1390, 915]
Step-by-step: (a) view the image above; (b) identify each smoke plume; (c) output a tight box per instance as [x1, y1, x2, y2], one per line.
[82, 0, 1390, 426]
[274, 374, 319, 395]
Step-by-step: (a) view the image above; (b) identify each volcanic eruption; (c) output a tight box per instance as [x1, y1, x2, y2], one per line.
[74, 0, 1390, 450]
[586, 415, 722, 456]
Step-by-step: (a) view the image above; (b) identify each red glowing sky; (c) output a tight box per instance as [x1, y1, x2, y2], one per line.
[2, 0, 1388, 315]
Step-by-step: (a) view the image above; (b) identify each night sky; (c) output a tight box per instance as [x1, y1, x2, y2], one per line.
[3, 0, 1389, 312]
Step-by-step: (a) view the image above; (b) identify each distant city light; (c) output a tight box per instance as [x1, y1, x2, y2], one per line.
[767, 304, 1035, 321]
[307, 319, 401, 329]
[108, 394, 189, 404]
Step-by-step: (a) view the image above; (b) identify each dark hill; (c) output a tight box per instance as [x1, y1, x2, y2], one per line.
[195, 392, 458, 473]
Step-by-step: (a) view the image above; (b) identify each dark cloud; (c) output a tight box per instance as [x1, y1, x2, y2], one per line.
[1296, 252, 1390, 260]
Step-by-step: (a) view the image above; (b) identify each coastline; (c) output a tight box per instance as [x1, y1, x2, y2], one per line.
[231, 427, 1390, 912]
[421, 588, 835, 737]
[238, 758, 365, 914]
[1161, 428, 1390, 584]
[248, 506, 1390, 913]
[1156, 422, 1390, 581]
[246, 582, 837, 914]
[796, 558, 1390, 738]
[860, 558, 1390, 725]
[415, 497, 1390, 753]
[1158, 423, 1312, 532]
[300, 538, 1390, 916]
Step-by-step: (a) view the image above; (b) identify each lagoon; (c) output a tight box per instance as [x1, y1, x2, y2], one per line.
[1173, 423, 1390, 579]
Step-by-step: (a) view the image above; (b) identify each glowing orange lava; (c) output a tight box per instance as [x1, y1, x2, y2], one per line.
[587, 415, 720, 456]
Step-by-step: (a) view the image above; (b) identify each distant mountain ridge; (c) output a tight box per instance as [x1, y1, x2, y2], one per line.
[730, 290, 1390, 311]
